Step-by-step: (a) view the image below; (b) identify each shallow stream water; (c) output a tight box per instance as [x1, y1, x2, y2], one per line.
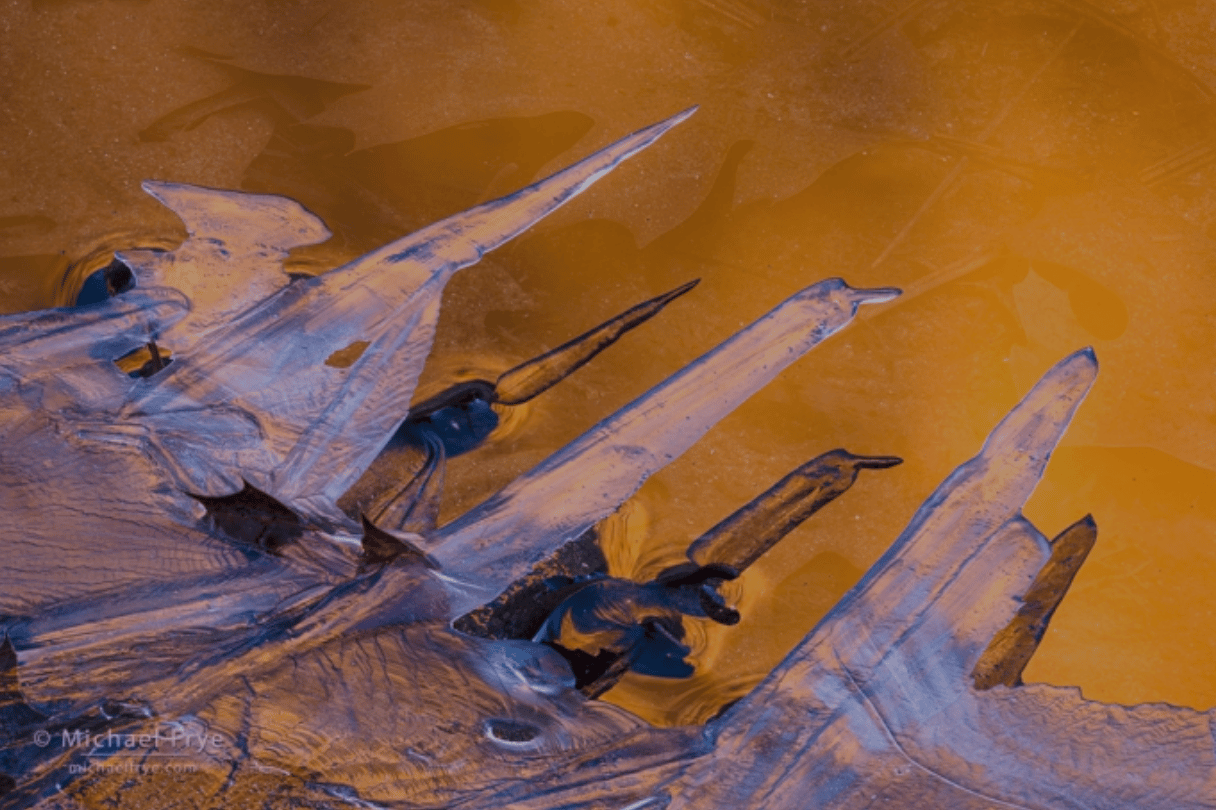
[1, 0, 1212, 730]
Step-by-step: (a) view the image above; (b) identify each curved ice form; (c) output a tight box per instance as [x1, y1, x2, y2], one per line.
[688, 449, 903, 572]
[493, 279, 701, 406]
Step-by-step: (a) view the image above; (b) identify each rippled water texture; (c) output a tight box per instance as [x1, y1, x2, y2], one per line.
[1, 0, 1212, 737]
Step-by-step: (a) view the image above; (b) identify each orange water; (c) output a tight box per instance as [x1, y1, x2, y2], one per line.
[1, 0, 1212, 726]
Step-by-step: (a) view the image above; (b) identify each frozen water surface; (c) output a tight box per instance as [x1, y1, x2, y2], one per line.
[2, 1, 1216, 808]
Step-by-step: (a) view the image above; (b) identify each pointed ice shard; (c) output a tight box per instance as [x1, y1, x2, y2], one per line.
[687, 449, 902, 572]
[972, 513, 1097, 689]
[494, 279, 700, 406]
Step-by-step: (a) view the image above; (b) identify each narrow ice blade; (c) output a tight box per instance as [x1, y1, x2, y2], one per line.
[687, 450, 902, 572]
[971, 514, 1097, 689]
[368, 433, 446, 534]
[494, 279, 700, 406]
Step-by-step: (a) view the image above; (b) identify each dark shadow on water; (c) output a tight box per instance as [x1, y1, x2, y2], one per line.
[139, 55, 371, 143]
[243, 112, 595, 250]
[0, 255, 67, 314]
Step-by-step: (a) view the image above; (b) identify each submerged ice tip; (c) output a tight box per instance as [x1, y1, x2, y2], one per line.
[843, 283, 902, 307]
[850, 454, 904, 470]
[661, 278, 701, 301]
[629, 105, 698, 144]
[667, 105, 699, 125]
[140, 178, 173, 196]
[1052, 346, 1099, 385]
